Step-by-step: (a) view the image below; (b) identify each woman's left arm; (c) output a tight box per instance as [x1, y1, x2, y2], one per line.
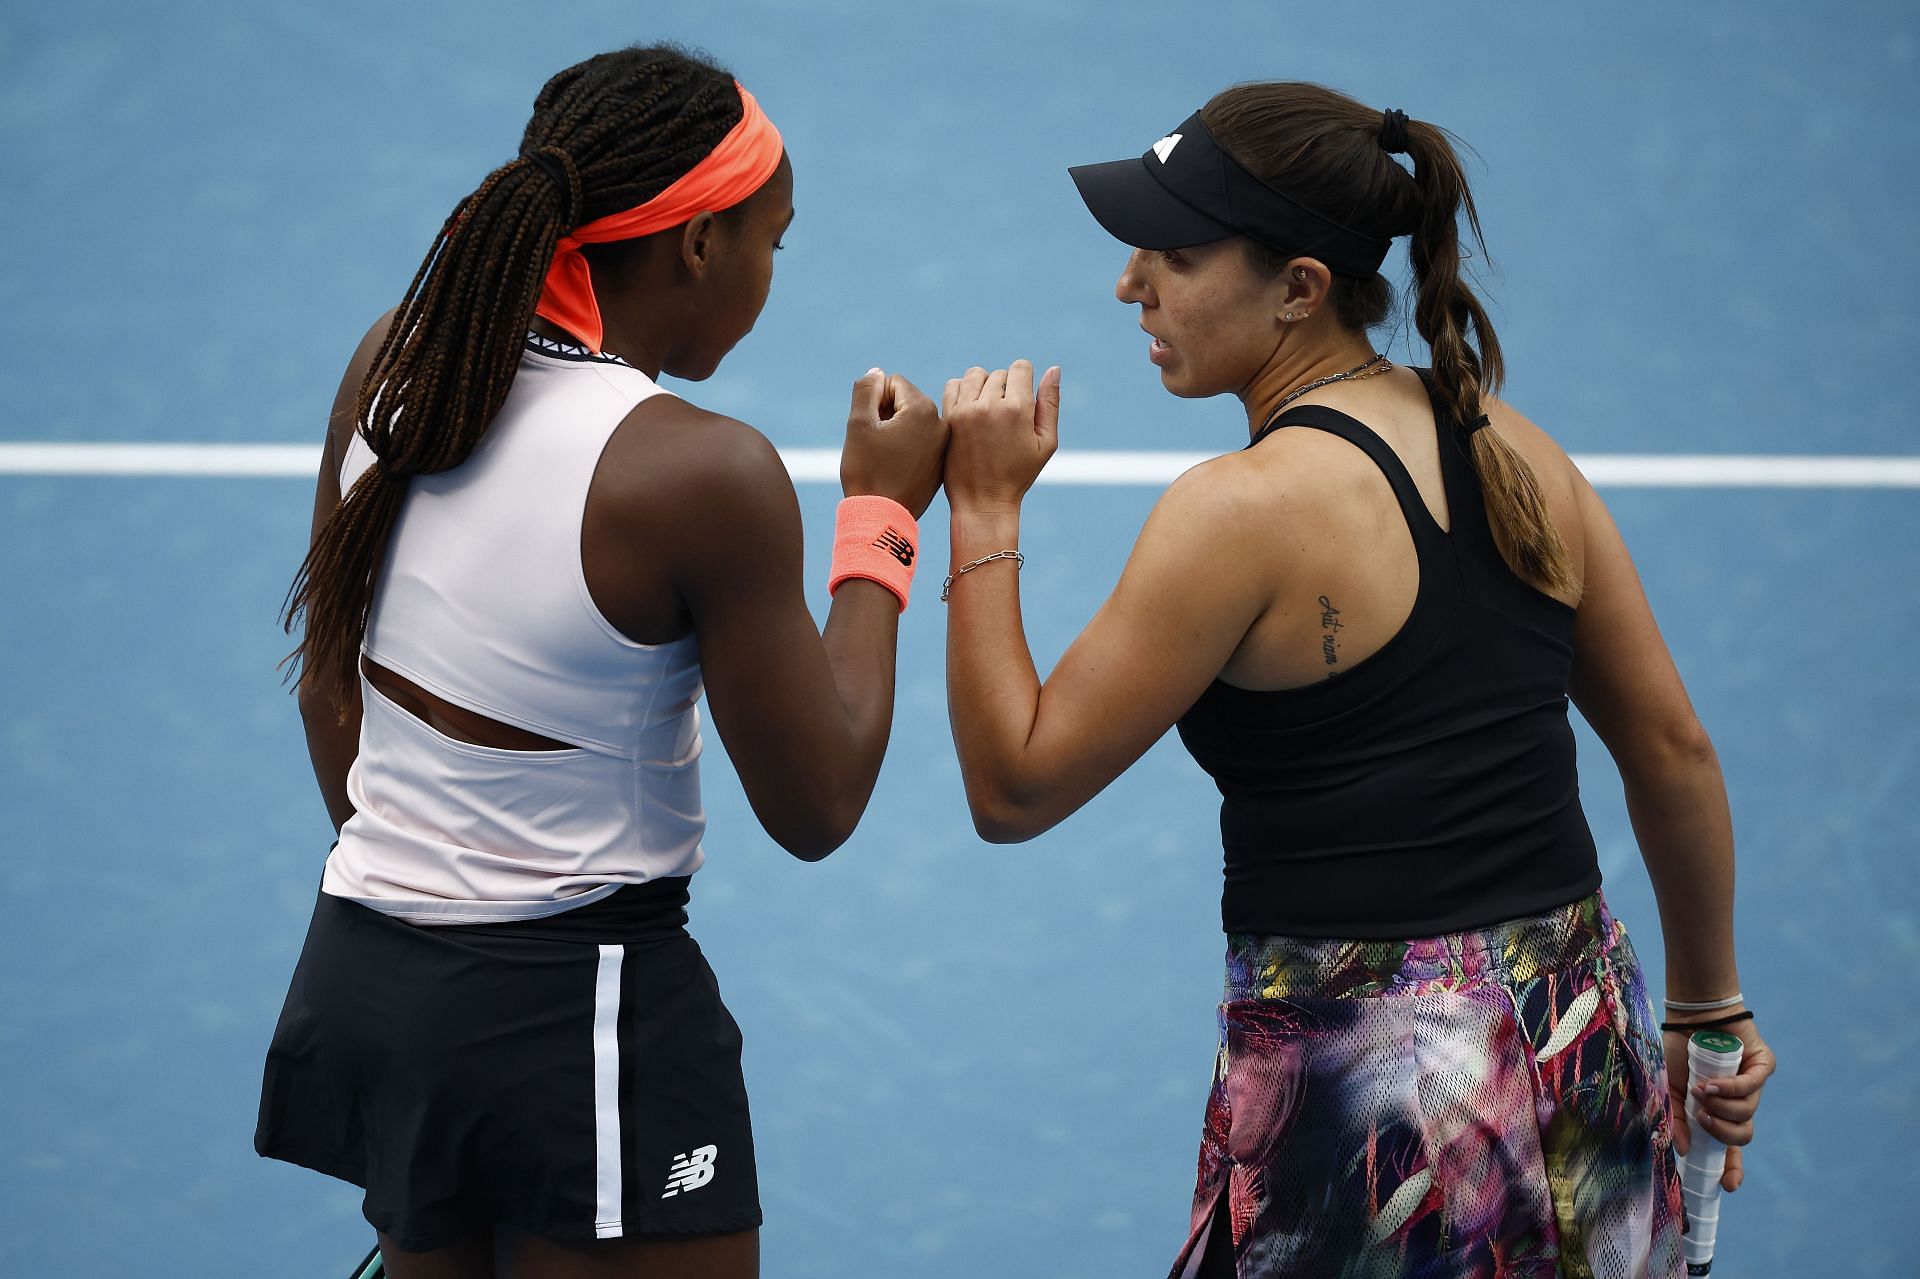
[295, 313, 394, 833]
[298, 413, 361, 832]
[943, 362, 1273, 841]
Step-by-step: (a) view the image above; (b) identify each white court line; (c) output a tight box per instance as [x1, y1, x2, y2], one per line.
[1, 443, 1918, 487]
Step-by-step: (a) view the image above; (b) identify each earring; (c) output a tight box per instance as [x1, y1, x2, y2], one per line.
[1284, 312, 1296, 321]
[1294, 268, 1306, 280]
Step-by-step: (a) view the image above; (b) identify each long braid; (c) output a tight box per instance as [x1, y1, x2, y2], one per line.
[1400, 121, 1575, 598]
[283, 45, 746, 715]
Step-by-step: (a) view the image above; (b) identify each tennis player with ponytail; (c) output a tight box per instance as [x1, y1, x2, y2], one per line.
[256, 45, 943, 1278]
[941, 85, 1775, 1277]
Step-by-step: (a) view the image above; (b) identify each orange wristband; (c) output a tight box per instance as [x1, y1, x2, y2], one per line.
[827, 496, 919, 611]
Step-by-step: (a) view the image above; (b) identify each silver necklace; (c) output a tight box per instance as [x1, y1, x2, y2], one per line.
[1266, 353, 1390, 420]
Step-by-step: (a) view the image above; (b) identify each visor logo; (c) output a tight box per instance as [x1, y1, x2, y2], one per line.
[1151, 133, 1183, 163]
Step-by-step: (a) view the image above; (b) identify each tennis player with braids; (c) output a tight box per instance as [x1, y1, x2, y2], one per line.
[255, 45, 944, 1278]
[940, 85, 1776, 1277]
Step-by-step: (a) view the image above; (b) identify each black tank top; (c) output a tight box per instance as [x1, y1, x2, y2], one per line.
[1175, 372, 1600, 939]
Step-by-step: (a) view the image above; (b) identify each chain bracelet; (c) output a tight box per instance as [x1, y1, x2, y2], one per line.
[941, 549, 1024, 602]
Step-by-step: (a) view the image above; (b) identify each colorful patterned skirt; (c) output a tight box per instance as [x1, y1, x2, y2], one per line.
[1170, 893, 1684, 1279]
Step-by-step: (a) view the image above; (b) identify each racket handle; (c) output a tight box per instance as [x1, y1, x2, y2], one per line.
[1679, 1029, 1744, 1276]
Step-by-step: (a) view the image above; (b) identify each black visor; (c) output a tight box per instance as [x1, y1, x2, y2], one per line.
[1068, 111, 1391, 278]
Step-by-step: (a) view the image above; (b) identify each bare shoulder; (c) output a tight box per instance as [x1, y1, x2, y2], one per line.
[1202, 421, 1401, 524]
[1147, 445, 1316, 547]
[594, 394, 799, 528]
[327, 308, 401, 456]
[1169, 431, 1351, 512]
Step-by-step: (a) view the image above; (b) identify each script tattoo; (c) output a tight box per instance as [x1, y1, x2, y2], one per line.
[1318, 594, 1343, 675]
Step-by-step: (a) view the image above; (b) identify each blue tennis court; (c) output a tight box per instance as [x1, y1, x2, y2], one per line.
[3, 2, 1914, 1274]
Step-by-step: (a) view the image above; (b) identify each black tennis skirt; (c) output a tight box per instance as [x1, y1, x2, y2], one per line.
[256, 879, 761, 1251]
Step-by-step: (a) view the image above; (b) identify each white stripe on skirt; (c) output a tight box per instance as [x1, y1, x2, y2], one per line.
[593, 944, 625, 1237]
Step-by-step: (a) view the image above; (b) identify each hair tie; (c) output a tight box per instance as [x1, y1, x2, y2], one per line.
[1660, 1010, 1755, 1034]
[1378, 108, 1411, 155]
[1461, 412, 1491, 436]
[521, 146, 581, 227]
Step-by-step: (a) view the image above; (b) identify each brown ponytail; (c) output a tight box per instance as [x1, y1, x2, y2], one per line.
[282, 45, 747, 715]
[1399, 121, 1575, 597]
[1202, 84, 1576, 598]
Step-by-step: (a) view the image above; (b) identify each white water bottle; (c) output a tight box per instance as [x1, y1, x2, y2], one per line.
[1679, 1028, 1744, 1276]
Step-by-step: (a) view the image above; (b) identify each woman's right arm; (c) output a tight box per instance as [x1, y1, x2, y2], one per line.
[1566, 468, 1775, 1187]
[635, 372, 946, 860]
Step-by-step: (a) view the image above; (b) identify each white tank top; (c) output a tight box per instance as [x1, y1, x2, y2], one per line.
[320, 334, 706, 924]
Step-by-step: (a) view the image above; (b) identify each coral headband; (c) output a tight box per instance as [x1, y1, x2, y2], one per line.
[534, 82, 784, 351]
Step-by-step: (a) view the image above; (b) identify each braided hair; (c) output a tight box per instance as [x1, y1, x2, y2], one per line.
[1202, 83, 1576, 599]
[284, 45, 745, 715]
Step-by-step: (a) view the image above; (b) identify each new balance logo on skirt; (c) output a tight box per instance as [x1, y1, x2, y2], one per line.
[662, 1145, 718, 1198]
[873, 528, 914, 566]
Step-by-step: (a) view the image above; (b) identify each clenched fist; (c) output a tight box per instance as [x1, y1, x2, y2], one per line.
[842, 369, 948, 518]
[942, 360, 1060, 515]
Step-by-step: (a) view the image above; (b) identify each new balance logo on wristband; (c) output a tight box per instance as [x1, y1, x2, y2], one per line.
[662, 1145, 718, 1198]
[873, 528, 915, 567]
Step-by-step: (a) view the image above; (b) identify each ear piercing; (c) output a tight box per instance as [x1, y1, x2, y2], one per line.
[1282, 263, 1313, 318]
